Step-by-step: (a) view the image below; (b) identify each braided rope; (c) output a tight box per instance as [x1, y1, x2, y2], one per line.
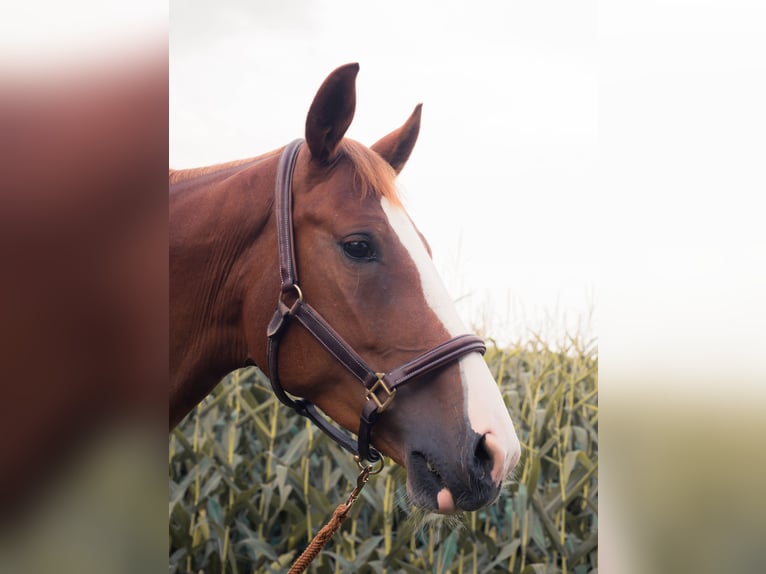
[287, 502, 352, 574]
[287, 460, 379, 573]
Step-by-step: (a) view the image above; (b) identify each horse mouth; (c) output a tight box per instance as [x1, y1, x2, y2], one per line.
[406, 450, 502, 514]
[407, 452, 458, 514]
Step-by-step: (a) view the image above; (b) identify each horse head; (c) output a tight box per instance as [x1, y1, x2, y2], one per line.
[246, 64, 521, 513]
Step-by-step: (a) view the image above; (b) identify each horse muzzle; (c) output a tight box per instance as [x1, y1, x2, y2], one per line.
[406, 430, 519, 513]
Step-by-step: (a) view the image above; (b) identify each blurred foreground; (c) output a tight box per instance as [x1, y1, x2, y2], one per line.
[602, 395, 766, 574]
[0, 11, 168, 574]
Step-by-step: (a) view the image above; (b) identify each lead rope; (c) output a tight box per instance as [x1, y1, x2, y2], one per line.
[288, 458, 383, 574]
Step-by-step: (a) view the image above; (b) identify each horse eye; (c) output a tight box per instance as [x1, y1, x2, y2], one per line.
[343, 240, 375, 261]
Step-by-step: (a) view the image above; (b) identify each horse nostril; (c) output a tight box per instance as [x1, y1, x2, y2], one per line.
[475, 433, 493, 465]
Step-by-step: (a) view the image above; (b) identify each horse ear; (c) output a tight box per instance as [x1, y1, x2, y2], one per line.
[305, 63, 359, 164]
[371, 104, 422, 174]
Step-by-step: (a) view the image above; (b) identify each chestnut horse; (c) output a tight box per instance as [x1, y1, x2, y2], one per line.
[169, 64, 520, 513]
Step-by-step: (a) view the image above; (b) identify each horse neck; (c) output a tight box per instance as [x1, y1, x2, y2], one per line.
[169, 154, 279, 427]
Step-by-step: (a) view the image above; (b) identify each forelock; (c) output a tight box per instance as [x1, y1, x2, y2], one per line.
[338, 139, 402, 206]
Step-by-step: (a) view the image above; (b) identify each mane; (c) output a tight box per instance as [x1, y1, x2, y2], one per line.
[169, 140, 403, 207]
[168, 148, 281, 185]
[338, 139, 402, 207]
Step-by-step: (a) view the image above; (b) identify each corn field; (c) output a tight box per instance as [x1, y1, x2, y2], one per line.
[169, 337, 598, 573]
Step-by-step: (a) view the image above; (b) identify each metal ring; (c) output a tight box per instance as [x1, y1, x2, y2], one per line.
[284, 284, 303, 303]
[280, 284, 304, 313]
[355, 454, 385, 475]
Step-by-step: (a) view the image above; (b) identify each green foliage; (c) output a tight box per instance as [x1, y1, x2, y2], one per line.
[169, 337, 598, 573]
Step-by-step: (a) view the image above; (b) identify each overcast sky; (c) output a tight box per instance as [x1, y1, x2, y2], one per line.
[170, 1, 599, 345]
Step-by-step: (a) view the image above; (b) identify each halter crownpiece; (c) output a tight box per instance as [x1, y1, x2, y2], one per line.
[266, 139, 487, 463]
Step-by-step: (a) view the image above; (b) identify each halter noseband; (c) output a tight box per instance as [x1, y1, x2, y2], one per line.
[265, 139, 487, 463]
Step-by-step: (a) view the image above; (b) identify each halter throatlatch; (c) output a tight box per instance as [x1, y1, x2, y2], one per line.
[266, 139, 487, 463]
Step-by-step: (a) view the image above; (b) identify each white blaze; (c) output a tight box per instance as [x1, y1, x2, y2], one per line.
[381, 198, 521, 482]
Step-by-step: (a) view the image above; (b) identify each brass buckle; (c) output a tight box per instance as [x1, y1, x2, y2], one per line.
[366, 373, 396, 412]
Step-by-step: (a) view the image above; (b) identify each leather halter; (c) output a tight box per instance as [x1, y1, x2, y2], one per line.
[265, 139, 487, 462]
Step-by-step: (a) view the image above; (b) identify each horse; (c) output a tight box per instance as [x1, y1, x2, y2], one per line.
[169, 63, 521, 513]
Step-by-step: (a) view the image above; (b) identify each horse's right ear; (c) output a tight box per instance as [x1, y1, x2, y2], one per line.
[305, 63, 359, 164]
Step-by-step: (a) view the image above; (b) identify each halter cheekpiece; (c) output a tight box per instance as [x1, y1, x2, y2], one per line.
[265, 139, 487, 462]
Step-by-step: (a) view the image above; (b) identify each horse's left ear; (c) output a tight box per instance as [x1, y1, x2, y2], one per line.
[371, 104, 422, 174]
[305, 63, 359, 164]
